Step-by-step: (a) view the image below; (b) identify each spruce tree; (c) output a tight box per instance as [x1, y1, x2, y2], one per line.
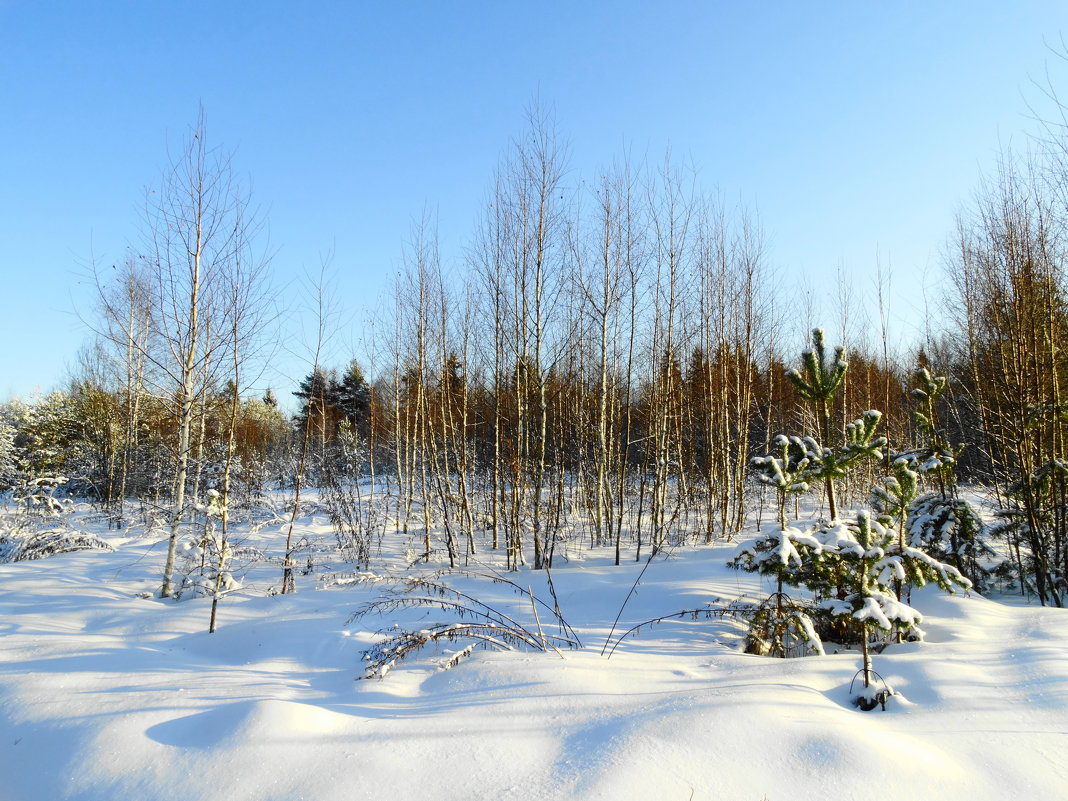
[293, 367, 335, 434]
[335, 359, 370, 429]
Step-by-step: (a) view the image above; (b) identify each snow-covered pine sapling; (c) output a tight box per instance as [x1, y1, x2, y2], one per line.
[751, 434, 813, 531]
[796, 411, 887, 601]
[802, 411, 887, 494]
[899, 367, 992, 589]
[820, 510, 971, 706]
[786, 328, 848, 519]
[872, 458, 919, 537]
[823, 511, 913, 704]
[872, 457, 919, 604]
[728, 519, 828, 657]
[734, 434, 822, 596]
[906, 368, 959, 497]
[729, 436, 826, 658]
[909, 493, 992, 591]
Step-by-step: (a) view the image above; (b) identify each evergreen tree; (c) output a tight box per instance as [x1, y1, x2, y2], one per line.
[293, 367, 336, 433]
[0, 418, 18, 491]
[335, 359, 370, 429]
[729, 438, 826, 658]
[785, 328, 848, 518]
[898, 367, 993, 590]
[732, 334, 972, 709]
[820, 510, 970, 697]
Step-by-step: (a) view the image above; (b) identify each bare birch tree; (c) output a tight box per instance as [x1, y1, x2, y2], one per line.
[94, 111, 261, 598]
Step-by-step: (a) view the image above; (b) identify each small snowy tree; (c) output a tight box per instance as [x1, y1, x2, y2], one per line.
[731, 337, 973, 709]
[896, 367, 992, 590]
[909, 493, 992, 588]
[903, 368, 960, 493]
[872, 457, 919, 536]
[0, 420, 17, 492]
[818, 510, 970, 700]
[732, 410, 888, 659]
[785, 328, 848, 518]
[730, 435, 825, 656]
[801, 410, 887, 511]
[751, 434, 812, 531]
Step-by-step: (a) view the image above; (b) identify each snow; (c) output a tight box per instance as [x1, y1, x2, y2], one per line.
[1, 500, 1066, 800]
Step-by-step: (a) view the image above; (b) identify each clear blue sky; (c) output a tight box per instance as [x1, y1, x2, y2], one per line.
[3, 1, 1067, 402]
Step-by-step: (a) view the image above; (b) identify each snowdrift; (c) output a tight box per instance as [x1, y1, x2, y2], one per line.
[0, 507, 1065, 801]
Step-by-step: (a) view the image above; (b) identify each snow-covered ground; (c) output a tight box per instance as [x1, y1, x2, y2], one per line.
[1, 499, 1065, 801]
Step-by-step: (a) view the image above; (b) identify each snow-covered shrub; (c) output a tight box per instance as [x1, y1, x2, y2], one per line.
[13, 476, 72, 516]
[742, 592, 825, 658]
[322, 468, 379, 571]
[350, 571, 581, 679]
[750, 435, 813, 530]
[0, 524, 113, 563]
[0, 421, 17, 491]
[171, 515, 261, 602]
[175, 562, 241, 599]
[908, 492, 992, 590]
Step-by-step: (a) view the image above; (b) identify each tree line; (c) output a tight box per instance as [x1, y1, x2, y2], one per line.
[1, 108, 1066, 607]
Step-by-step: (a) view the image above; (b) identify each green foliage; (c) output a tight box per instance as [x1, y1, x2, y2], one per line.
[734, 366, 970, 664]
[909, 493, 992, 589]
[802, 410, 886, 486]
[750, 435, 812, 529]
[0, 421, 16, 491]
[871, 458, 919, 530]
[900, 367, 960, 485]
[817, 510, 971, 647]
[742, 593, 825, 658]
[733, 508, 971, 655]
[729, 525, 823, 587]
[892, 365, 993, 590]
[335, 359, 371, 428]
[785, 328, 847, 406]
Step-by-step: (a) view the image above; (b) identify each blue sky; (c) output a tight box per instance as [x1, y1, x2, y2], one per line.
[3, 1, 1067, 402]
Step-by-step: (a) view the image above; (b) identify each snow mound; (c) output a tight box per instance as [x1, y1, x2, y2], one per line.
[0, 522, 1065, 800]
